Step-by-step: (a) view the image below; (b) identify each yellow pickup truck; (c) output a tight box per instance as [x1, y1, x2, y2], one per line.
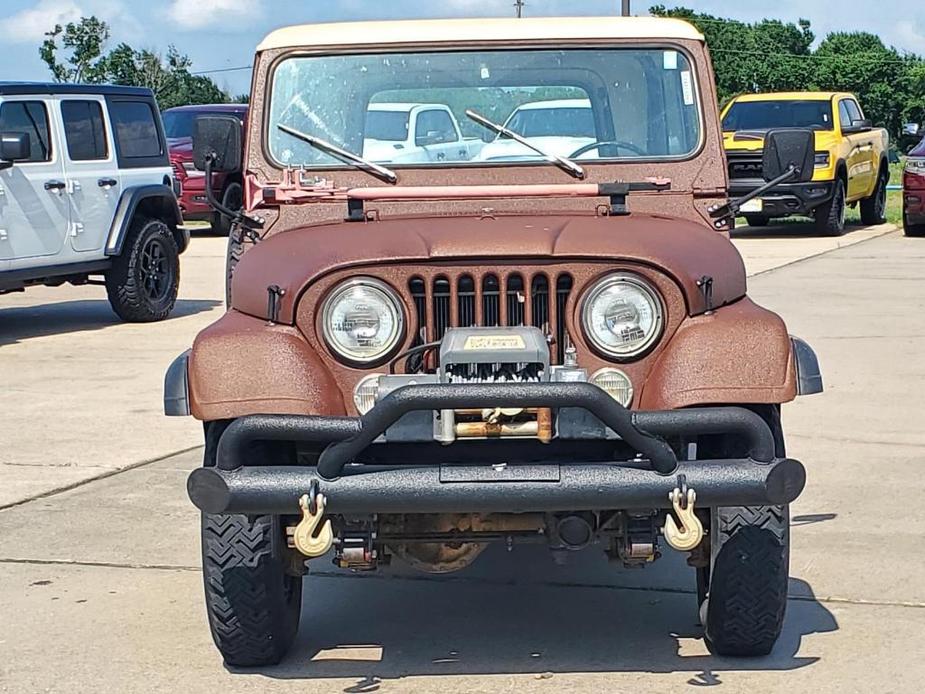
[721, 92, 890, 235]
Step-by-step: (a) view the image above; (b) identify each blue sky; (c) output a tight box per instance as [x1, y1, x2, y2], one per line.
[1, 0, 923, 96]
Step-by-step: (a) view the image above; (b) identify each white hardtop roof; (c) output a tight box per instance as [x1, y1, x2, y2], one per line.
[368, 102, 451, 113]
[258, 16, 704, 52]
[515, 99, 592, 111]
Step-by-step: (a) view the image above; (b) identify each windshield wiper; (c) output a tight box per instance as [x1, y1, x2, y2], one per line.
[465, 109, 585, 180]
[277, 124, 398, 185]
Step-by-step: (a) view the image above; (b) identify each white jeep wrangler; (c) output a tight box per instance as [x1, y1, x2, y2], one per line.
[0, 83, 188, 322]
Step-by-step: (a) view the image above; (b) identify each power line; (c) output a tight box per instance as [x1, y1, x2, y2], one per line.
[192, 65, 252, 76]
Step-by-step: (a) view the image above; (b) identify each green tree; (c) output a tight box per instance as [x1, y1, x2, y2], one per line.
[39, 15, 229, 108]
[651, 6, 925, 140]
[40, 17, 111, 83]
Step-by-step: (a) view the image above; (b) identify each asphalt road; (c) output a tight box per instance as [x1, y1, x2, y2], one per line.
[1, 221, 921, 693]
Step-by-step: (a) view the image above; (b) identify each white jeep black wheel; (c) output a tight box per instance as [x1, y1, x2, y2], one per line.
[813, 178, 847, 236]
[200, 422, 302, 667]
[860, 170, 888, 225]
[105, 216, 179, 322]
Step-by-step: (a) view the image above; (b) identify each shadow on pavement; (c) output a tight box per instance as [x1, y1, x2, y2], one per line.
[0, 298, 220, 346]
[243, 546, 838, 689]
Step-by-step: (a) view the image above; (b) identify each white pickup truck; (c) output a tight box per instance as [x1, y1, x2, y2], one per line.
[477, 98, 596, 161]
[363, 103, 484, 164]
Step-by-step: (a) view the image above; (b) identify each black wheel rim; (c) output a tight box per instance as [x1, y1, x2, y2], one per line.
[140, 237, 172, 301]
[877, 180, 887, 219]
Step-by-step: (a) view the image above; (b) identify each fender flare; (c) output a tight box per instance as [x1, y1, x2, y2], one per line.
[105, 184, 185, 257]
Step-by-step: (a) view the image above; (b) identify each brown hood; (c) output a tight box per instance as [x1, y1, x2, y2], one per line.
[231, 213, 746, 323]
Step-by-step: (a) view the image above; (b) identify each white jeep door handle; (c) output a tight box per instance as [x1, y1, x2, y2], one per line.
[44, 180, 66, 192]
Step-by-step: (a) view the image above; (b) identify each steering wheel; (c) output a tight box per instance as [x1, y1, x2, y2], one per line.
[570, 141, 647, 158]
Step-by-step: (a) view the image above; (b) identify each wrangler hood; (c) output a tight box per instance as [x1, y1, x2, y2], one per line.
[230, 213, 747, 324]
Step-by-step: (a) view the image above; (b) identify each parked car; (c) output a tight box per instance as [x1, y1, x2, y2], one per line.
[166, 16, 823, 665]
[477, 98, 596, 161]
[904, 136, 925, 237]
[361, 103, 483, 164]
[722, 91, 890, 235]
[0, 83, 187, 321]
[163, 103, 247, 235]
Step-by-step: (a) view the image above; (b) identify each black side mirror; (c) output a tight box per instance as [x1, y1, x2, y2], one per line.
[763, 128, 815, 183]
[0, 132, 31, 164]
[843, 119, 873, 135]
[192, 116, 242, 173]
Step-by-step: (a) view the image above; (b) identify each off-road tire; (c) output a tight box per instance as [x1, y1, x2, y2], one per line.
[813, 178, 847, 236]
[105, 216, 179, 322]
[904, 212, 925, 237]
[212, 182, 243, 237]
[704, 505, 790, 656]
[743, 214, 770, 227]
[860, 170, 888, 225]
[200, 422, 302, 667]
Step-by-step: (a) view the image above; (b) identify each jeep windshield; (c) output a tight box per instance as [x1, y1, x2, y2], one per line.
[267, 47, 703, 171]
[722, 100, 834, 132]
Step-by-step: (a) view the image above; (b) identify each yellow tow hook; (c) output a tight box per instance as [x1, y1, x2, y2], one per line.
[663, 482, 704, 552]
[292, 489, 334, 558]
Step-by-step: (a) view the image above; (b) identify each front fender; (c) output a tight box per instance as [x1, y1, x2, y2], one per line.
[184, 310, 346, 421]
[640, 298, 798, 409]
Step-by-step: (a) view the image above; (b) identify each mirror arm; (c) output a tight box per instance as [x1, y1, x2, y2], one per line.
[203, 153, 263, 231]
[708, 164, 799, 226]
[0, 161, 12, 172]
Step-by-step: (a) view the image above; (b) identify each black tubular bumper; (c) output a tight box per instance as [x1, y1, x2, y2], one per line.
[187, 383, 806, 515]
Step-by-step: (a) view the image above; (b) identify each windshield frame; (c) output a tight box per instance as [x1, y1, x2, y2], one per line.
[262, 41, 707, 174]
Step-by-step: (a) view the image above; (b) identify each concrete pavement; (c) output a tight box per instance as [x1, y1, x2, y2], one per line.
[1, 222, 923, 692]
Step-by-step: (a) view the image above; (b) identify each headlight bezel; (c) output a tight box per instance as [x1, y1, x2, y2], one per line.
[580, 272, 665, 360]
[321, 277, 405, 366]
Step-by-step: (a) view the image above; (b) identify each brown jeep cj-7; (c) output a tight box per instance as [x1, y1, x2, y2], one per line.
[164, 16, 823, 666]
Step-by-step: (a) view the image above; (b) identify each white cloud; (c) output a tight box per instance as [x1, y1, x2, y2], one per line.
[0, 0, 83, 44]
[166, 0, 262, 30]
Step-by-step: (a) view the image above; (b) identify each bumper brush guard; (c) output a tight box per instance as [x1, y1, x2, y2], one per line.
[187, 382, 806, 516]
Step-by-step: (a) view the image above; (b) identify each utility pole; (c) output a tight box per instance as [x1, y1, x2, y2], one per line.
[514, 0, 525, 18]
[621, 0, 631, 16]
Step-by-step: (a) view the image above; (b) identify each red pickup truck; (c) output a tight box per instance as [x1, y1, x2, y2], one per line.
[163, 103, 248, 235]
[904, 136, 925, 237]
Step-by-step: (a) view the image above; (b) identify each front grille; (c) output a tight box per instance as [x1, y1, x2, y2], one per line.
[409, 271, 574, 364]
[727, 152, 764, 181]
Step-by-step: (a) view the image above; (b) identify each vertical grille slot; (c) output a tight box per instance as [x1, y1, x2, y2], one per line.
[555, 274, 573, 363]
[408, 277, 426, 347]
[506, 273, 525, 327]
[457, 275, 476, 327]
[433, 276, 451, 340]
[482, 274, 500, 327]
[531, 274, 550, 333]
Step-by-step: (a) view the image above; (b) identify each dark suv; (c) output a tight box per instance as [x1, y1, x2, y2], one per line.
[163, 104, 247, 235]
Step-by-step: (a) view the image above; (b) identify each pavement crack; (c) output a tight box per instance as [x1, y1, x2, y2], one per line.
[0, 445, 201, 512]
[0, 557, 200, 572]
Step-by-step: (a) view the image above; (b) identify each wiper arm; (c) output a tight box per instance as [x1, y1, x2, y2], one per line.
[465, 109, 585, 180]
[277, 124, 398, 185]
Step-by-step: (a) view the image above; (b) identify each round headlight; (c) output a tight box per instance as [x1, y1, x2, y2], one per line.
[581, 274, 664, 359]
[590, 367, 634, 407]
[322, 278, 404, 364]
